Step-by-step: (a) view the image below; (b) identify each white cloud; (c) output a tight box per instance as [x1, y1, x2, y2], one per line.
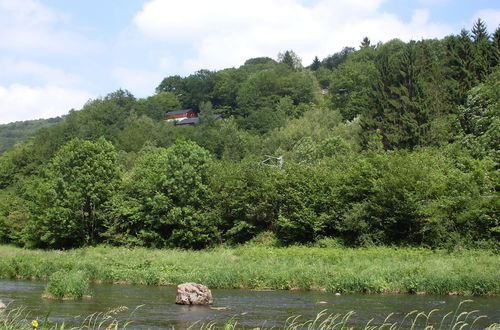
[0, 59, 83, 86]
[0, 84, 93, 124]
[416, 0, 451, 6]
[0, 0, 96, 53]
[133, 0, 453, 72]
[0, 1, 98, 123]
[113, 67, 165, 97]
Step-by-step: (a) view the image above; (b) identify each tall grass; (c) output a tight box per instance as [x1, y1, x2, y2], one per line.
[43, 270, 91, 300]
[1, 301, 499, 329]
[0, 244, 499, 295]
[278, 300, 500, 329]
[0, 305, 133, 329]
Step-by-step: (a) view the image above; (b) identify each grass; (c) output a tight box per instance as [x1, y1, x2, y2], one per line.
[0, 301, 499, 329]
[0, 305, 132, 329]
[0, 244, 499, 295]
[42, 270, 91, 300]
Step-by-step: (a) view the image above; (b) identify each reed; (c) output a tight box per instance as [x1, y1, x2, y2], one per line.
[0, 244, 498, 295]
[0, 305, 132, 330]
[1, 301, 498, 329]
[42, 270, 91, 300]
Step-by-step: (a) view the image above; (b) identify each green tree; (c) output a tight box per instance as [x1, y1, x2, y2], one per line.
[493, 26, 500, 52]
[314, 67, 332, 89]
[472, 18, 489, 43]
[136, 92, 181, 120]
[0, 188, 28, 244]
[445, 29, 476, 104]
[210, 160, 282, 243]
[471, 19, 495, 81]
[182, 70, 217, 109]
[115, 114, 160, 152]
[278, 50, 303, 71]
[322, 47, 355, 70]
[236, 70, 281, 117]
[459, 67, 500, 162]
[310, 56, 321, 71]
[198, 101, 215, 126]
[276, 163, 338, 244]
[156, 75, 185, 93]
[361, 39, 420, 149]
[106, 141, 218, 249]
[191, 118, 256, 160]
[23, 138, 120, 248]
[360, 37, 371, 48]
[212, 68, 244, 112]
[329, 45, 377, 120]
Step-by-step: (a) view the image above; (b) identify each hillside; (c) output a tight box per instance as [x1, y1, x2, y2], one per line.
[0, 20, 498, 250]
[0, 117, 62, 153]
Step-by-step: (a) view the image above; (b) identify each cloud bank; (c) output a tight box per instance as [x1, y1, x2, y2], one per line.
[0, 0, 95, 124]
[0, 84, 92, 124]
[133, 0, 453, 72]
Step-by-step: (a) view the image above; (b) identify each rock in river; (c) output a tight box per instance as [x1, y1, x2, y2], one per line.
[175, 283, 213, 305]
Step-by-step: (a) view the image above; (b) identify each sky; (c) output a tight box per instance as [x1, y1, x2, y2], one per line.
[0, 0, 499, 124]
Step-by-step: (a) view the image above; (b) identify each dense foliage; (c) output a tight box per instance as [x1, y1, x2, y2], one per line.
[0, 20, 498, 250]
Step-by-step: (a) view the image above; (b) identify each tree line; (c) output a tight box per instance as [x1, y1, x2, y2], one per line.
[0, 19, 498, 250]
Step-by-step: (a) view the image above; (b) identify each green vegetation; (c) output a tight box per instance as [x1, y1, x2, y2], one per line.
[0, 245, 498, 295]
[42, 270, 91, 300]
[278, 301, 500, 330]
[0, 117, 62, 153]
[1, 301, 499, 329]
[0, 20, 498, 251]
[0, 306, 130, 330]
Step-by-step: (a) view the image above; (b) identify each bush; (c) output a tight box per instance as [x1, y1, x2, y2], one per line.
[314, 237, 344, 248]
[43, 270, 91, 300]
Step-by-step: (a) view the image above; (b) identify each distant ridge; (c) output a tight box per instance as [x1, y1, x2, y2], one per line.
[0, 117, 62, 153]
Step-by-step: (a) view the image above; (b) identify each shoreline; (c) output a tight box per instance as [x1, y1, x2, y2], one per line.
[1, 245, 498, 296]
[5, 277, 500, 297]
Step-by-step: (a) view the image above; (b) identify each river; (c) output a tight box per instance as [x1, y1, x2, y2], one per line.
[1, 280, 499, 328]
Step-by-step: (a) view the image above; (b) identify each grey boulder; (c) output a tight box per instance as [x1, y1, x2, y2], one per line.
[175, 283, 213, 305]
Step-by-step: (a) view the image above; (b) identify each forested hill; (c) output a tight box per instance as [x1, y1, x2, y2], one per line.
[0, 117, 62, 153]
[0, 20, 498, 250]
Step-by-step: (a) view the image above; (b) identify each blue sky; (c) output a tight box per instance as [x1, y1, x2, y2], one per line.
[0, 0, 499, 124]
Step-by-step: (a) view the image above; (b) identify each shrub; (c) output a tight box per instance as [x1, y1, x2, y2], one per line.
[43, 270, 91, 300]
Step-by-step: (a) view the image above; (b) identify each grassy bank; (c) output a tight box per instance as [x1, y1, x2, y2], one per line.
[0, 245, 499, 295]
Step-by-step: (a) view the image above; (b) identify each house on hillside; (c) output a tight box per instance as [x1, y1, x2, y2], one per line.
[165, 109, 197, 122]
[175, 114, 223, 125]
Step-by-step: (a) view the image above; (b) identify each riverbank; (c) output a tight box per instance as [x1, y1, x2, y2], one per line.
[0, 245, 498, 295]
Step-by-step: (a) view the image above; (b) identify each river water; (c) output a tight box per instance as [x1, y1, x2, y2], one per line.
[1, 280, 499, 329]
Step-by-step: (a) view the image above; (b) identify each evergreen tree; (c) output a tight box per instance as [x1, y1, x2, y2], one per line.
[446, 29, 476, 103]
[493, 26, 500, 64]
[472, 18, 489, 43]
[493, 26, 500, 51]
[471, 19, 494, 82]
[360, 37, 371, 48]
[361, 40, 404, 149]
[310, 56, 321, 71]
[362, 40, 429, 149]
[322, 47, 355, 70]
[278, 50, 303, 71]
